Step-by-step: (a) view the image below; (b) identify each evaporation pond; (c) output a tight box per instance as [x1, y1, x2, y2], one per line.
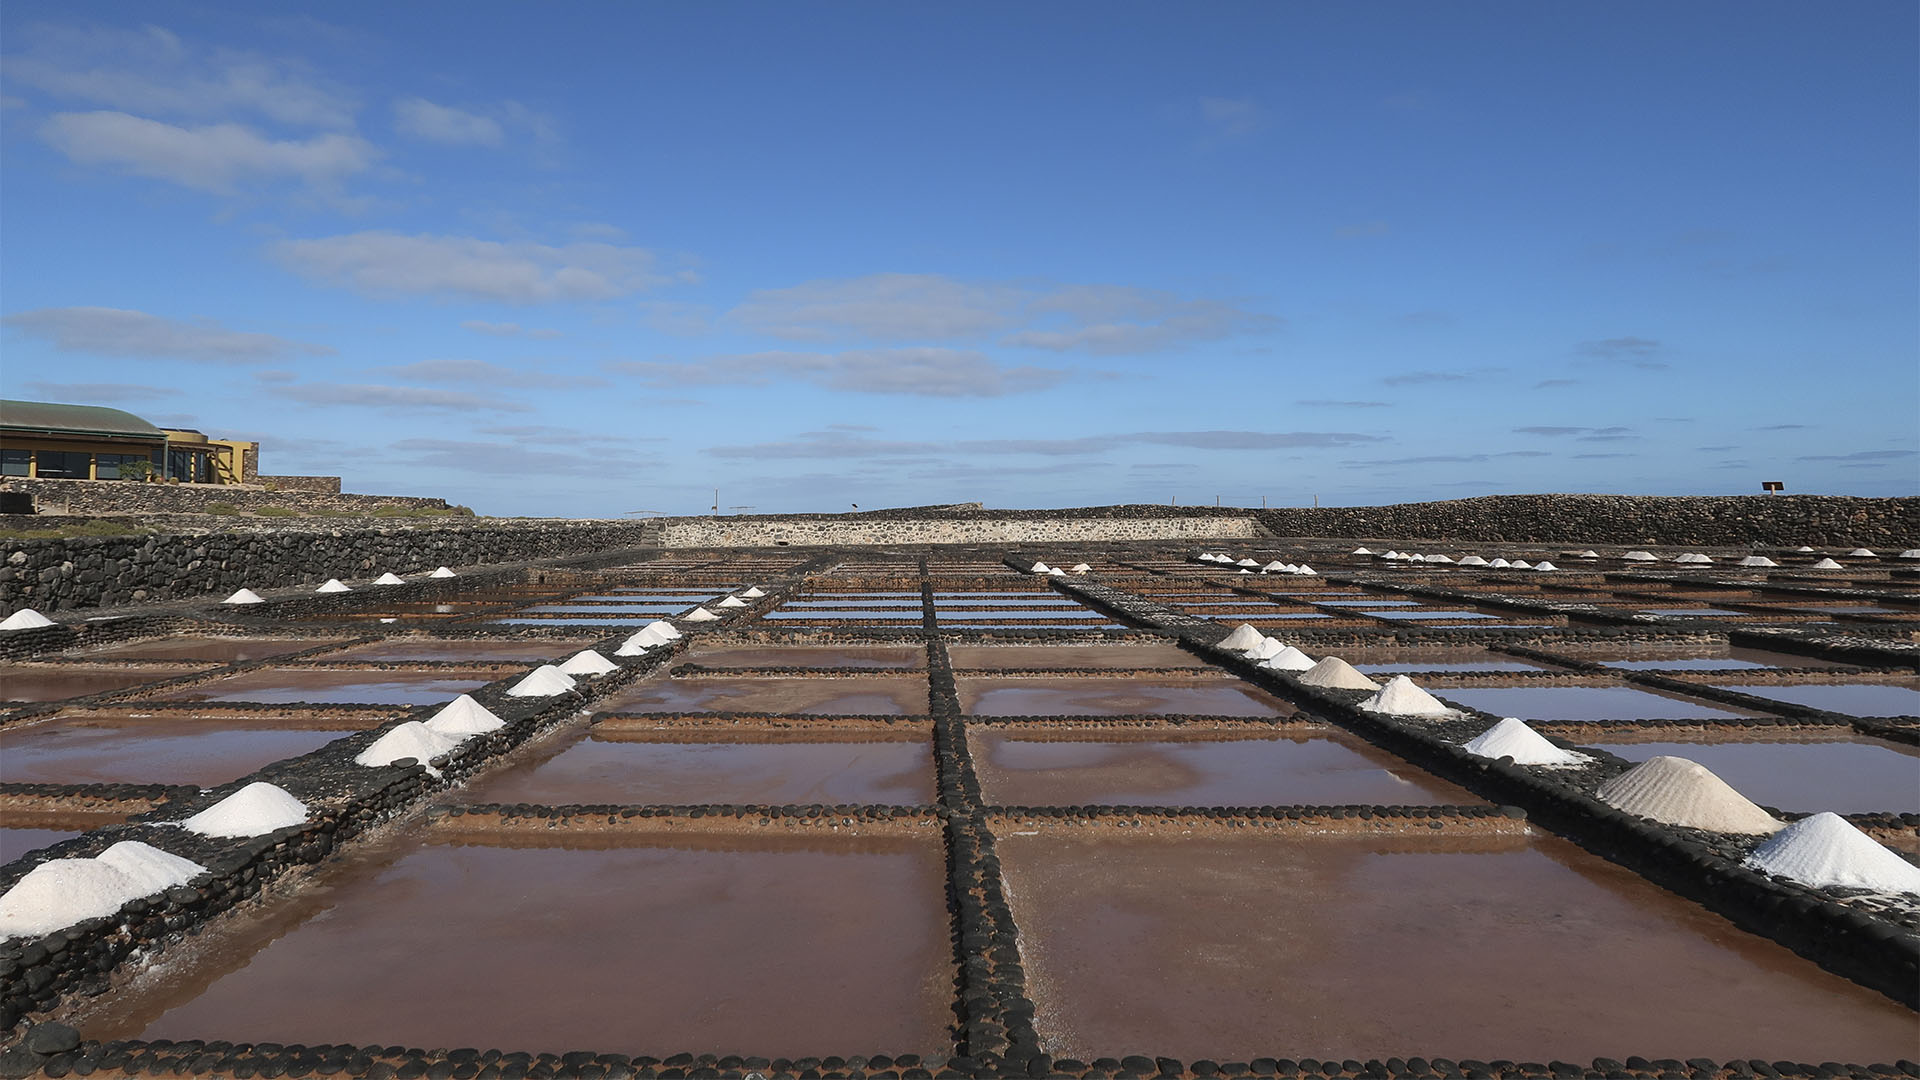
[1587, 734, 1920, 814]
[956, 678, 1293, 717]
[0, 666, 203, 703]
[80, 832, 956, 1055]
[455, 730, 933, 805]
[998, 831, 1918, 1061]
[971, 729, 1477, 807]
[1343, 647, 1553, 674]
[321, 639, 592, 662]
[60, 638, 342, 663]
[599, 676, 929, 715]
[0, 713, 364, 786]
[0, 812, 129, 864]
[1712, 680, 1920, 717]
[150, 669, 492, 705]
[1435, 685, 1766, 721]
[947, 644, 1206, 670]
[681, 646, 925, 669]
[1592, 646, 1850, 671]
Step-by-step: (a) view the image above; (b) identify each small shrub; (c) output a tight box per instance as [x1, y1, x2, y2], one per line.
[0, 519, 144, 540]
[205, 503, 241, 516]
[254, 506, 300, 518]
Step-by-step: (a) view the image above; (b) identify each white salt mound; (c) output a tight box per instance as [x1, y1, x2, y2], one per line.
[1407, 554, 1426, 563]
[1049, 567, 1066, 576]
[1030, 562, 1051, 573]
[97, 841, 207, 895]
[1675, 553, 1712, 564]
[1296, 657, 1381, 690]
[222, 588, 264, 605]
[1743, 812, 1920, 894]
[1070, 563, 1091, 573]
[717, 596, 748, 608]
[1578, 550, 1599, 559]
[1260, 646, 1315, 672]
[430, 566, 457, 578]
[741, 586, 767, 598]
[557, 649, 619, 677]
[644, 619, 683, 641]
[1809, 558, 1843, 570]
[0, 860, 144, 939]
[181, 782, 308, 838]
[1427, 554, 1454, 564]
[425, 694, 505, 735]
[1357, 675, 1454, 717]
[373, 572, 406, 586]
[1233, 558, 1258, 567]
[0, 608, 55, 631]
[315, 578, 352, 593]
[1295, 564, 1316, 576]
[1352, 547, 1374, 555]
[1237, 569, 1252, 574]
[1462, 717, 1589, 766]
[1263, 560, 1288, 572]
[1458, 555, 1488, 567]
[1511, 560, 1533, 569]
[1624, 551, 1657, 561]
[683, 606, 720, 622]
[1900, 549, 1920, 560]
[1489, 558, 1511, 568]
[506, 664, 576, 697]
[616, 625, 674, 655]
[1848, 548, 1877, 557]
[1247, 637, 1284, 661]
[356, 721, 458, 772]
[1219, 623, 1266, 652]
[1382, 551, 1402, 560]
[1794, 546, 1816, 553]
[1738, 555, 1778, 567]
[1533, 561, 1558, 572]
[1596, 756, 1782, 835]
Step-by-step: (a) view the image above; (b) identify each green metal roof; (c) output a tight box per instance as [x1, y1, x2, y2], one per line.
[0, 399, 168, 441]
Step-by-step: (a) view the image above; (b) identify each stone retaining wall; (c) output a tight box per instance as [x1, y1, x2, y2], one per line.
[0, 477, 443, 515]
[654, 515, 1264, 547]
[255, 474, 342, 494]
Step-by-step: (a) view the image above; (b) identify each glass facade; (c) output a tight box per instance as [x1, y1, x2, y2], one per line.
[1, 449, 27, 477]
[34, 450, 92, 479]
[96, 453, 154, 480]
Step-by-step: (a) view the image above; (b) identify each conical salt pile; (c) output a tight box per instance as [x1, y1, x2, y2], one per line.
[616, 625, 672, 655]
[683, 606, 720, 622]
[1511, 559, 1533, 569]
[557, 649, 619, 677]
[0, 855, 167, 939]
[1900, 549, 1920, 559]
[222, 588, 264, 605]
[1578, 550, 1599, 558]
[1357, 675, 1454, 717]
[1237, 568, 1252, 574]
[1596, 756, 1781, 834]
[1743, 812, 1920, 894]
[1738, 555, 1778, 567]
[1070, 563, 1091, 573]
[1624, 551, 1657, 561]
[0, 608, 55, 631]
[373, 572, 406, 585]
[1489, 558, 1511, 568]
[1847, 548, 1877, 557]
[355, 721, 458, 772]
[717, 596, 748, 608]
[1261, 646, 1315, 671]
[1794, 546, 1816, 553]
[1218, 623, 1266, 651]
[1458, 555, 1488, 566]
[1533, 561, 1558, 572]
[1462, 717, 1589, 766]
[180, 781, 309, 837]
[1235, 558, 1260, 567]
[506, 664, 576, 697]
[1247, 637, 1285, 661]
[425, 694, 505, 735]
[1675, 553, 1712, 564]
[1048, 567, 1066, 576]
[644, 619, 682, 641]
[1263, 560, 1288, 572]
[96, 842, 206, 898]
[1296, 657, 1381, 690]
[1295, 564, 1316, 576]
[430, 566, 457, 578]
[1427, 554, 1454, 564]
[741, 586, 767, 598]
[316, 578, 352, 593]
[1029, 561, 1051, 573]
[1407, 554, 1426, 563]
[1382, 551, 1402, 560]
[1809, 558, 1843, 570]
[1352, 547, 1374, 555]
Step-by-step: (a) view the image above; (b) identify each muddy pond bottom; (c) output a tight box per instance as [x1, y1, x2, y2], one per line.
[0, 666, 203, 703]
[0, 714, 360, 786]
[1587, 733, 1920, 814]
[59, 637, 343, 663]
[971, 728, 1478, 807]
[997, 831, 1918, 1060]
[679, 645, 926, 670]
[80, 832, 957, 1055]
[1434, 685, 1766, 722]
[598, 676, 930, 715]
[956, 678, 1293, 717]
[946, 644, 1206, 670]
[149, 668, 494, 706]
[319, 639, 588, 663]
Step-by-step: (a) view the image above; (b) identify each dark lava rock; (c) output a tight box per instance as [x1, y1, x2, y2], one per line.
[25, 1023, 83, 1055]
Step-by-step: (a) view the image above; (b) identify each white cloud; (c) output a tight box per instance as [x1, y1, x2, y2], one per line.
[610, 349, 1069, 398]
[393, 97, 503, 147]
[2, 306, 333, 364]
[272, 232, 666, 303]
[20, 381, 181, 403]
[375, 358, 605, 389]
[41, 111, 376, 195]
[270, 383, 531, 413]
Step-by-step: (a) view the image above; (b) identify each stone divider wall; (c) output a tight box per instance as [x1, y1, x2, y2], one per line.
[654, 514, 1264, 547]
[0, 476, 445, 515]
[1, 522, 654, 614]
[1256, 494, 1919, 547]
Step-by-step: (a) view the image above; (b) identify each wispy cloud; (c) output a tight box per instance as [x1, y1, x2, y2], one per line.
[20, 381, 181, 403]
[460, 320, 563, 339]
[1382, 370, 1485, 386]
[41, 111, 377, 196]
[391, 437, 656, 477]
[1513, 425, 1636, 441]
[392, 98, 501, 146]
[270, 382, 531, 413]
[272, 232, 675, 303]
[373, 358, 605, 389]
[3, 306, 332, 364]
[1533, 378, 1579, 389]
[610, 349, 1070, 398]
[1797, 449, 1916, 462]
[1577, 336, 1666, 369]
[706, 429, 1384, 461]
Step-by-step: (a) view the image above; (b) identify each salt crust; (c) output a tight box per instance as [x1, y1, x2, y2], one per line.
[1596, 756, 1782, 835]
[556, 649, 619, 677]
[1462, 717, 1589, 767]
[1296, 657, 1381, 690]
[180, 782, 309, 838]
[1357, 675, 1454, 717]
[506, 664, 576, 697]
[372, 572, 406, 585]
[222, 588, 264, 605]
[1809, 558, 1843, 570]
[1260, 646, 1315, 671]
[683, 606, 720, 622]
[0, 841, 207, 939]
[0, 608, 56, 630]
[1219, 624, 1266, 652]
[315, 578, 352, 593]
[425, 694, 505, 735]
[741, 586, 767, 598]
[355, 721, 459, 773]
[1744, 812, 1920, 894]
[716, 596, 748, 608]
[430, 566, 457, 578]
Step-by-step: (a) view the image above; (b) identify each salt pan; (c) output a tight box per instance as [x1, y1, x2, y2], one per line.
[683, 606, 720, 622]
[1260, 646, 1315, 671]
[0, 860, 144, 939]
[315, 578, 352, 593]
[180, 782, 308, 838]
[0, 608, 56, 630]
[1357, 675, 1454, 716]
[1461, 717, 1589, 766]
[1296, 656, 1381, 690]
[222, 588, 264, 605]
[557, 649, 619, 677]
[1809, 558, 1843, 570]
[506, 664, 576, 697]
[1743, 812, 1920, 894]
[425, 694, 505, 735]
[430, 566, 457, 578]
[373, 572, 407, 586]
[356, 721, 458, 772]
[1596, 756, 1781, 835]
[1218, 623, 1266, 651]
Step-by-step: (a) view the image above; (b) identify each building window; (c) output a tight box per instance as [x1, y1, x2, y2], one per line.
[35, 450, 91, 479]
[1, 449, 27, 477]
[96, 453, 152, 480]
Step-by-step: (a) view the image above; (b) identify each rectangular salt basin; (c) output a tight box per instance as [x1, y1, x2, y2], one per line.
[599, 675, 930, 715]
[956, 677, 1294, 717]
[999, 832, 1918, 1060]
[972, 728, 1479, 807]
[321, 639, 592, 662]
[455, 729, 934, 805]
[682, 645, 925, 669]
[81, 832, 956, 1055]
[1343, 646, 1554, 674]
[0, 666, 201, 703]
[59, 637, 342, 663]
[0, 811, 128, 864]
[0, 712, 359, 786]
[947, 644, 1205, 670]
[1364, 609, 1502, 621]
[1712, 680, 1920, 717]
[1587, 733, 1920, 815]
[1590, 646, 1851, 671]
[149, 668, 492, 706]
[1435, 685, 1768, 721]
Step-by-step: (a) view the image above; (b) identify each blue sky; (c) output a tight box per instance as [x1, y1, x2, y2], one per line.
[2, 3, 1914, 516]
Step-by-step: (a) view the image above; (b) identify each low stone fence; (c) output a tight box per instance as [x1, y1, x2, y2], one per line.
[255, 474, 342, 494]
[0, 477, 443, 516]
[655, 514, 1264, 547]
